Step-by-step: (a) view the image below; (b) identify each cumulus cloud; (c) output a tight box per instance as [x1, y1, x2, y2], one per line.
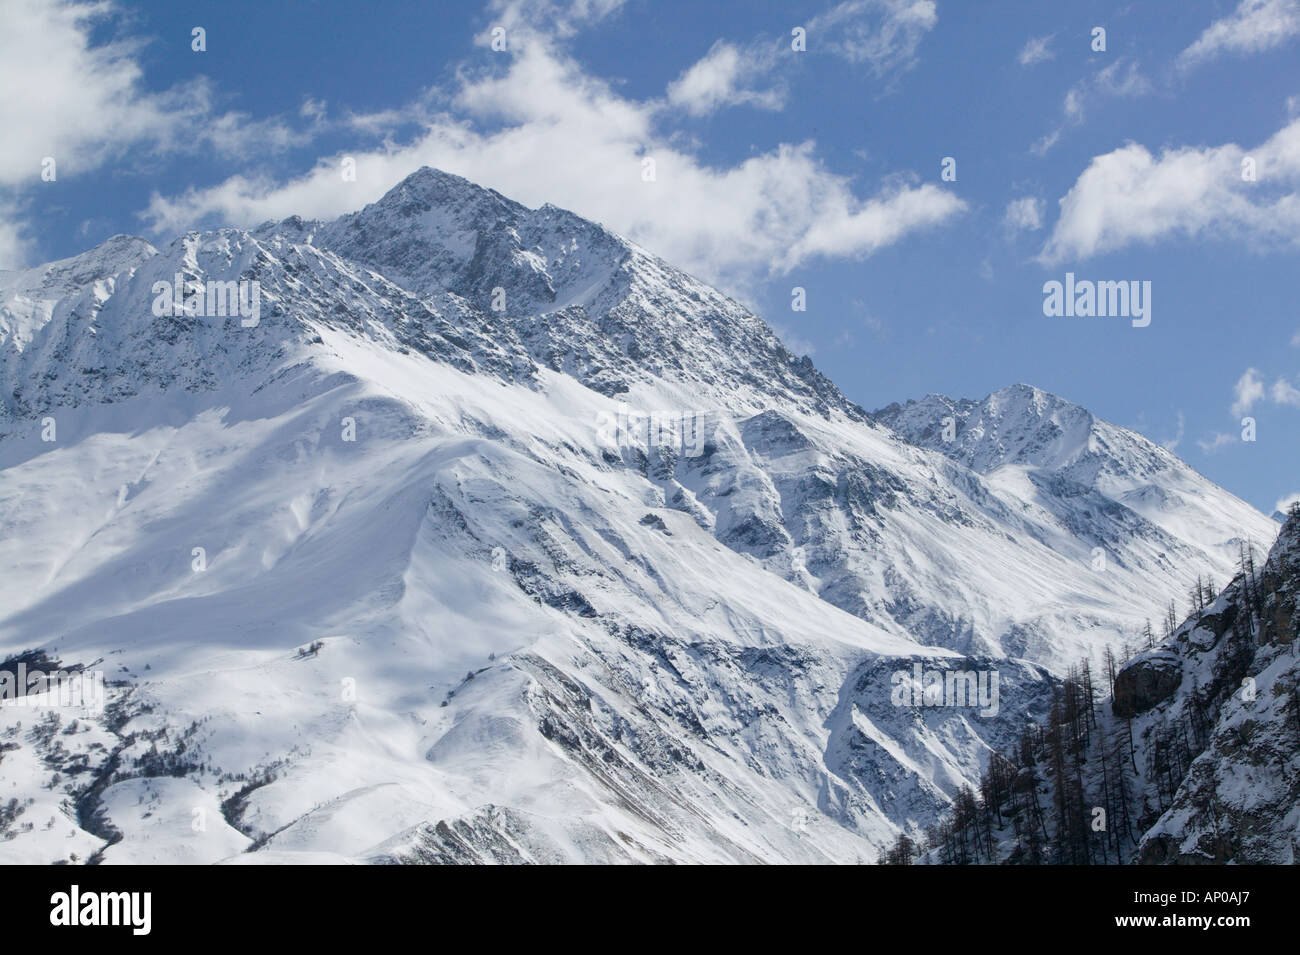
[1179, 0, 1300, 67]
[142, 41, 965, 292]
[0, 0, 194, 187]
[1039, 117, 1300, 263]
[1018, 34, 1054, 66]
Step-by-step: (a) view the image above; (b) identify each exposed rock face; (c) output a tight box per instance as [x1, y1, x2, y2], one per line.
[1112, 649, 1182, 718]
[923, 508, 1300, 865]
[1135, 510, 1300, 864]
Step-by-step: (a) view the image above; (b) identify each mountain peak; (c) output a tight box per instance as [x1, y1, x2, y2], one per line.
[988, 381, 1068, 409]
[312, 166, 541, 299]
[385, 165, 522, 210]
[875, 382, 1102, 474]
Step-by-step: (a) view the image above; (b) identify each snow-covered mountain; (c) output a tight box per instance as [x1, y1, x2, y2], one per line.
[0, 168, 1278, 864]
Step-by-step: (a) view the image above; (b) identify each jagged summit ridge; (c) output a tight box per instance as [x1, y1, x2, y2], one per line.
[2, 167, 862, 421]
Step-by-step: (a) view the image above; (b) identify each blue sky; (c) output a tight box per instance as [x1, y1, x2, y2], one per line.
[2, 0, 1298, 514]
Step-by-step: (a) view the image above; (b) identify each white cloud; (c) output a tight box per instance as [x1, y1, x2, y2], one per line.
[665, 0, 938, 117]
[1018, 34, 1054, 66]
[1270, 376, 1300, 405]
[807, 0, 938, 79]
[1034, 59, 1151, 156]
[1232, 368, 1267, 418]
[484, 0, 628, 41]
[1179, 0, 1300, 67]
[0, 0, 307, 189]
[1067, 60, 1152, 121]
[1039, 117, 1300, 263]
[142, 42, 965, 292]
[1214, 367, 1300, 424]
[1003, 196, 1044, 232]
[1275, 491, 1300, 515]
[0, 0, 325, 267]
[0, 0, 192, 187]
[1030, 129, 1061, 157]
[1093, 60, 1154, 100]
[0, 208, 33, 268]
[1161, 411, 1186, 452]
[666, 41, 785, 117]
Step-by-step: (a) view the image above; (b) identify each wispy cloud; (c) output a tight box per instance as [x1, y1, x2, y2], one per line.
[1275, 490, 1300, 515]
[1035, 59, 1152, 155]
[0, 204, 31, 267]
[1179, 0, 1300, 67]
[1018, 34, 1054, 66]
[664, 0, 938, 117]
[1198, 432, 1238, 454]
[1161, 411, 1186, 452]
[484, 0, 628, 40]
[807, 0, 938, 81]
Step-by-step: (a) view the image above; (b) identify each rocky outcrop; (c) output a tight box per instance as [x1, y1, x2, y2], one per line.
[1111, 649, 1182, 718]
